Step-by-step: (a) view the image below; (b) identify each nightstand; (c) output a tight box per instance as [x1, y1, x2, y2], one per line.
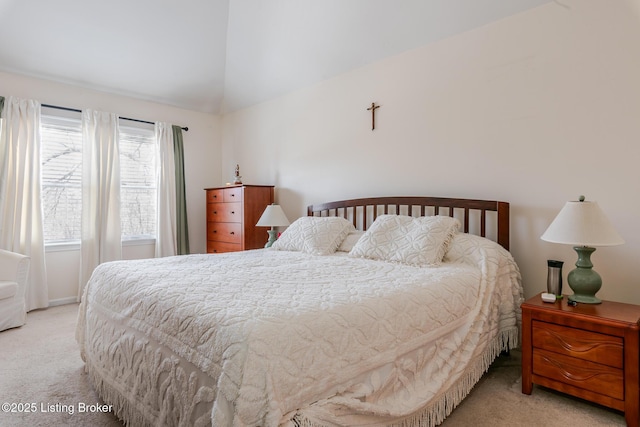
[521, 293, 640, 427]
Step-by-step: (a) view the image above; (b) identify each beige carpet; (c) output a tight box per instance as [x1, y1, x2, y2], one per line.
[0, 304, 626, 427]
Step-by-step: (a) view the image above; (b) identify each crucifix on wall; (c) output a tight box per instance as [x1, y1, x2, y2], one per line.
[367, 102, 380, 131]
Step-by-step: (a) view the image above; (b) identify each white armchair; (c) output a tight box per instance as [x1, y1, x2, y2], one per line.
[0, 249, 30, 331]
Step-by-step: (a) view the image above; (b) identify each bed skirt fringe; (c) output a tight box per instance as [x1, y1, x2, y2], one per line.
[86, 363, 153, 427]
[394, 326, 519, 427]
[292, 326, 519, 427]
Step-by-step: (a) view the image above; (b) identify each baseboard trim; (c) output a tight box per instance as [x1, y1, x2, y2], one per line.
[48, 297, 78, 307]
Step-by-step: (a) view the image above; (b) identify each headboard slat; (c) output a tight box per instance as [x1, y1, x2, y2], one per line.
[463, 207, 470, 234]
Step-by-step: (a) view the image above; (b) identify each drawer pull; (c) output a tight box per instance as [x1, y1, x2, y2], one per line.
[230, 231, 235, 235]
[213, 230, 217, 233]
[231, 211, 235, 214]
[213, 211, 217, 214]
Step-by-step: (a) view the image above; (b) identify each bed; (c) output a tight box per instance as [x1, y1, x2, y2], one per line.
[76, 196, 523, 427]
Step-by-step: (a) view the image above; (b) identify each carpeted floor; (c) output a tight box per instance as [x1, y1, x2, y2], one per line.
[0, 304, 626, 426]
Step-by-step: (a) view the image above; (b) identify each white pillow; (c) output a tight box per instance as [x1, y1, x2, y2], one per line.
[337, 230, 365, 252]
[272, 216, 355, 255]
[349, 214, 460, 266]
[444, 232, 507, 266]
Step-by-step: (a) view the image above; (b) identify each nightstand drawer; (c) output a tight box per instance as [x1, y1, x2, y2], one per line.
[207, 222, 242, 244]
[533, 349, 624, 400]
[532, 320, 623, 369]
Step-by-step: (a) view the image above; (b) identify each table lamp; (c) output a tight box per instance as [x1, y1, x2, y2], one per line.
[541, 195, 624, 304]
[256, 204, 290, 248]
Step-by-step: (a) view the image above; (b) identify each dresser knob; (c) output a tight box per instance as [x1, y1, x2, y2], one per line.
[231, 211, 235, 214]
[230, 232, 235, 235]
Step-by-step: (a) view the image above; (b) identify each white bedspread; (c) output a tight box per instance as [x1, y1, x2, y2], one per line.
[77, 242, 522, 427]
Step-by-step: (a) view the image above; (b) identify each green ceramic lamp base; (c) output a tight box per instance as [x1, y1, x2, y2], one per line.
[567, 246, 602, 304]
[264, 228, 278, 248]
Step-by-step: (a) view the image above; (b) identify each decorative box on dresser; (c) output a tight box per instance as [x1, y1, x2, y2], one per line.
[521, 293, 640, 426]
[205, 185, 274, 253]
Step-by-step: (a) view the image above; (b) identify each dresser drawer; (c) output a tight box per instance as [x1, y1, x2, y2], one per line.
[207, 241, 241, 254]
[207, 202, 242, 223]
[223, 187, 242, 202]
[206, 189, 224, 203]
[532, 349, 623, 400]
[532, 320, 623, 369]
[207, 222, 241, 244]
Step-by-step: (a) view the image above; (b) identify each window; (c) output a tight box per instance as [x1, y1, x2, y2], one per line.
[119, 125, 157, 240]
[41, 115, 83, 243]
[40, 112, 157, 244]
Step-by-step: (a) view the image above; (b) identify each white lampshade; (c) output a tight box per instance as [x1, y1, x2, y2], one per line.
[541, 198, 624, 247]
[256, 204, 290, 227]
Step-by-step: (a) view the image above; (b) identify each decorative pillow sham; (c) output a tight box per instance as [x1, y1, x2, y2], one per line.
[337, 230, 365, 252]
[349, 214, 460, 266]
[272, 216, 355, 255]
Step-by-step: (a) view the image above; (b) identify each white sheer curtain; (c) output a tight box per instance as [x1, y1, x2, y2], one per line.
[78, 110, 121, 300]
[155, 122, 177, 257]
[0, 96, 48, 310]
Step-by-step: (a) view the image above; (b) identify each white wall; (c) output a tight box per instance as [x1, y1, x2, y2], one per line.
[0, 71, 221, 304]
[221, 0, 640, 304]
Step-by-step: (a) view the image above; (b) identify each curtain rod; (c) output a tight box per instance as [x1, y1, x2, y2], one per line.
[41, 103, 188, 131]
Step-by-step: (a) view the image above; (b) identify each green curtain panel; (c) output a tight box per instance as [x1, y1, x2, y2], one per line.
[172, 125, 190, 255]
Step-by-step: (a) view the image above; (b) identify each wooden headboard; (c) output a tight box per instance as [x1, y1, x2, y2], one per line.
[307, 196, 510, 250]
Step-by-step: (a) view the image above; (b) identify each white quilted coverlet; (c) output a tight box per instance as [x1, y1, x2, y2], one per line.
[77, 243, 522, 427]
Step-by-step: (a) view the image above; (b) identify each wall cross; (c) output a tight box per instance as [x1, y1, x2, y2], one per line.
[367, 102, 380, 130]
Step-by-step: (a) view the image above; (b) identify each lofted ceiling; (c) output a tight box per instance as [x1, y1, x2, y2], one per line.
[0, 0, 551, 114]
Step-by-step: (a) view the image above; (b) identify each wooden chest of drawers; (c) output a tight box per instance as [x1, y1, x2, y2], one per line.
[521, 294, 640, 426]
[205, 185, 274, 253]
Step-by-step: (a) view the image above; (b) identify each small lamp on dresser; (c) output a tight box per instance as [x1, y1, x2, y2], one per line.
[256, 204, 290, 248]
[540, 195, 624, 304]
